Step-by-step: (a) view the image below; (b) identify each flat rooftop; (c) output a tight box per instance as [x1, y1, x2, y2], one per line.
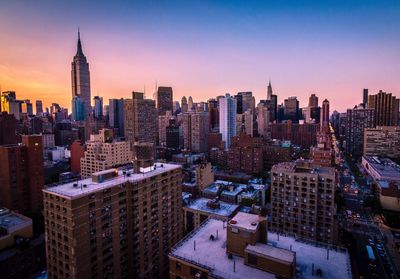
[44, 163, 181, 199]
[363, 156, 400, 180]
[245, 243, 295, 263]
[272, 160, 335, 176]
[184, 198, 239, 217]
[171, 218, 352, 279]
[0, 211, 31, 232]
[229, 212, 261, 232]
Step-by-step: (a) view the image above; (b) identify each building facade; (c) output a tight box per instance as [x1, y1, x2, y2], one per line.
[364, 126, 400, 159]
[219, 94, 237, 148]
[368, 90, 399, 126]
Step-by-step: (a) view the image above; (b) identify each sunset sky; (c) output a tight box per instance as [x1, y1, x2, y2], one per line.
[1, 0, 399, 112]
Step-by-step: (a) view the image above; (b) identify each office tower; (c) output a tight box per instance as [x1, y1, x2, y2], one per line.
[257, 102, 270, 138]
[156, 86, 173, 115]
[124, 91, 157, 146]
[267, 80, 273, 100]
[71, 31, 91, 119]
[43, 162, 183, 279]
[172, 101, 180, 114]
[93, 96, 103, 119]
[36, 100, 43, 115]
[308, 94, 319, 108]
[271, 160, 338, 244]
[158, 111, 174, 146]
[364, 126, 400, 159]
[284, 96, 299, 122]
[80, 129, 133, 178]
[71, 96, 86, 121]
[321, 99, 330, 131]
[237, 91, 255, 113]
[0, 135, 44, 215]
[109, 98, 125, 137]
[0, 112, 17, 145]
[219, 94, 237, 148]
[368, 90, 399, 126]
[1, 91, 21, 120]
[188, 96, 194, 111]
[166, 119, 181, 149]
[363, 88, 368, 106]
[235, 93, 243, 114]
[236, 109, 253, 136]
[345, 105, 375, 157]
[21, 99, 33, 115]
[181, 96, 188, 113]
[270, 94, 278, 122]
[208, 98, 219, 130]
[181, 111, 209, 152]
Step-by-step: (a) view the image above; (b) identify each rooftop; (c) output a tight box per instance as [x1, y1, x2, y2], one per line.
[245, 242, 295, 263]
[272, 160, 335, 176]
[43, 163, 181, 199]
[229, 212, 261, 232]
[171, 218, 352, 279]
[363, 156, 400, 180]
[0, 209, 31, 232]
[184, 197, 239, 217]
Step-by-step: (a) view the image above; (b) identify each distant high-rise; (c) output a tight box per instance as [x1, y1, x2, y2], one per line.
[363, 88, 368, 106]
[71, 96, 85, 121]
[321, 99, 330, 131]
[208, 98, 219, 130]
[35, 100, 43, 115]
[93, 96, 103, 119]
[308, 94, 319, 108]
[219, 93, 237, 148]
[0, 112, 17, 145]
[1, 91, 20, 120]
[181, 96, 188, 113]
[267, 80, 273, 100]
[284, 96, 299, 121]
[188, 96, 194, 111]
[257, 103, 270, 138]
[109, 98, 125, 137]
[21, 99, 33, 115]
[124, 92, 157, 146]
[156, 86, 173, 115]
[182, 111, 210, 152]
[345, 105, 375, 156]
[71, 31, 91, 119]
[368, 90, 399, 126]
[237, 91, 254, 113]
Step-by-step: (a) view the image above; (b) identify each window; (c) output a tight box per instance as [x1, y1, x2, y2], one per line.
[175, 261, 181, 270]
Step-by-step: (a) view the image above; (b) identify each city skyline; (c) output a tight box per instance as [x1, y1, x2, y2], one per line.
[1, 0, 400, 112]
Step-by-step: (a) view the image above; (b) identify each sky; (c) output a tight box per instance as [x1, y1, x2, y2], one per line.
[0, 0, 399, 112]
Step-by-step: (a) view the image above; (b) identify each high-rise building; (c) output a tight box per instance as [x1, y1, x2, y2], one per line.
[368, 90, 399, 126]
[271, 121, 319, 148]
[267, 80, 273, 100]
[70, 139, 85, 173]
[71, 31, 91, 119]
[71, 96, 86, 121]
[158, 111, 174, 146]
[36, 100, 43, 115]
[1, 91, 21, 120]
[219, 94, 237, 148]
[181, 111, 209, 152]
[208, 98, 219, 130]
[271, 160, 338, 244]
[284, 96, 299, 122]
[80, 129, 133, 178]
[93, 96, 103, 119]
[188, 96, 194, 111]
[0, 112, 17, 145]
[181, 96, 188, 113]
[43, 163, 183, 279]
[308, 94, 319, 108]
[124, 91, 157, 146]
[236, 91, 254, 114]
[345, 104, 375, 157]
[363, 88, 368, 106]
[109, 98, 125, 137]
[156, 86, 173, 115]
[0, 135, 44, 215]
[321, 99, 330, 131]
[21, 99, 33, 115]
[236, 109, 253, 136]
[257, 102, 270, 138]
[364, 126, 400, 159]
[166, 119, 181, 149]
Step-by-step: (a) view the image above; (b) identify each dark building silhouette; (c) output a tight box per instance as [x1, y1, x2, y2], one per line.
[0, 112, 17, 145]
[156, 86, 173, 115]
[368, 90, 399, 126]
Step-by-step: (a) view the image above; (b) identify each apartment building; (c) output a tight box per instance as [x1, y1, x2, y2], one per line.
[43, 162, 183, 279]
[364, 126, 400, 159]
[270, 160, 338, 244]
[80, 129, 133, 178]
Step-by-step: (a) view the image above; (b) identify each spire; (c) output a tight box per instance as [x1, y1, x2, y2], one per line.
[76, 28, 84, 56]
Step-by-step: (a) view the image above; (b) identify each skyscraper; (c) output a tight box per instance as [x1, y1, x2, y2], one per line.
[35, 100, 43, 115]
[267, 80, 273, 100]
[71, 31, 91, 119]
[71, 96, 86, 121]
[109, 98, 125, 137]
[363, 88, 368, 106]
[124, 91, 157, 146]
[284, 96, 299, 121]
[93, 96, 103, 119]
[368, 90, 399, 126]
[181, 111, 209, 152]
[308, 94, 319, 108]
[219, 93, 237, 148]
[156, 86, 173, 115]
[321, 99, 330, 131]
[188, 96, 194, 111]
[181, 96, 188, 113]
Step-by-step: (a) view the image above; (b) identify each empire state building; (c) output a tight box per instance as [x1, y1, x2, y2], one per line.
[71, 31, 91, 120]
